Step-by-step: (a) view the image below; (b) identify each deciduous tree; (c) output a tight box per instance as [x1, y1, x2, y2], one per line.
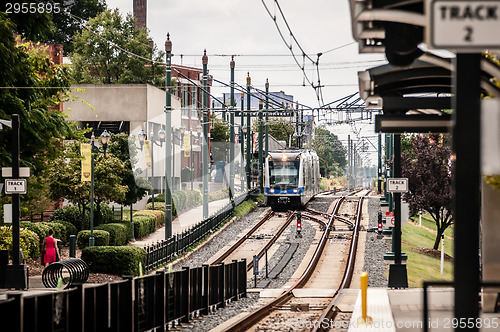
[401, 134, 453, 249]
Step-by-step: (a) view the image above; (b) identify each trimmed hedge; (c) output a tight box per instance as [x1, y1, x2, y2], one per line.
[132, 216, 156, 239]
[51, 220, 78, 240]
[118, 220, 134, 241]
[49, 205, 87, 231]
[40, 222, 67, 243]
[20, 221, 51, 244]
[77, 230, 110, 249]
[147, 193, 165, 204]
[81, 246, 146, 276]
[209, 187, 229, 202]
[133, 210, 165, 227]
[95, 223, 128, 246]
[146, 190, 202, 216]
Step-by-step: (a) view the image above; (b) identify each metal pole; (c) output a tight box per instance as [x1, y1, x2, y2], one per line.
[172, 130, 176, 193]
[150, 133, 155, 210]
[258, 97, 263, 193]
[241, 91, 245, 192]
[11, 114, 21, 263]
[378, 133, 382, 194]
[202, 50, 209, 219]
[265, 79, 269, 156]
[246, 73, 251, 190]
[453, 53, 481, 330]
[347, 135, 350, 191]
[164, 33, 173, 239]
[229, 57, 235, 196]
[89, 137, 95, 247]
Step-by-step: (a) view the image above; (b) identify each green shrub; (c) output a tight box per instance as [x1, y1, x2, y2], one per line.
[134, 210, 165, 227]
[77, 230, 110, 249]
[0, 226, 40, 260]
[51, 220, 78, 240]
[132, 215, 156, 239]
[147, 193, 165, 203]
[86, 202, 114, 226]
[209, 187, 229, 202]
[81, 246, 146, 276]
[49, 205, 87, 231]
[255, 193, 265, 203]
[145, 202, 166, 212]
[118, 220, 134, 241]
[95, 223, 128, 246]
[20, 221, 51, 244]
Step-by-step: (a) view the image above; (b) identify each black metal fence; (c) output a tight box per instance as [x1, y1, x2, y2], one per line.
[0, 260, 247, 332]
[143, 192, 248, 273]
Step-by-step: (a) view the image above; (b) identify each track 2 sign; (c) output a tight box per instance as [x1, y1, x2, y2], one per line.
[387, 178, 409, 193]
[429, 0, 500, 50]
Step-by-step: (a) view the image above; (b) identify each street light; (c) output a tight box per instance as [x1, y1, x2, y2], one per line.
[89, 129, 110, 247]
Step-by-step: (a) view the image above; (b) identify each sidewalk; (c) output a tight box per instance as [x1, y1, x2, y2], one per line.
[129, 196, 236, 247]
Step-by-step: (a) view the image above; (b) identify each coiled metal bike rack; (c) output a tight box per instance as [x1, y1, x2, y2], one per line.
[42, 258, 89, 289]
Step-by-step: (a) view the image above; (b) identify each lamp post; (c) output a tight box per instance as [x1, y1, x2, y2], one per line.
[89, 129, 111, 247]
[165, 33, 173, 239]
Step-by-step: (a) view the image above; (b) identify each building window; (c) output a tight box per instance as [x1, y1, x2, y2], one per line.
[181, 84, 188, 107]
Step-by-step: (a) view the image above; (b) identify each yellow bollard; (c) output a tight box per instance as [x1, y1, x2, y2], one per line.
[358, 272, 372, 325]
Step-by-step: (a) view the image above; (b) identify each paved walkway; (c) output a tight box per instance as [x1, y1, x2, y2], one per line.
[129, 195, 239, 247]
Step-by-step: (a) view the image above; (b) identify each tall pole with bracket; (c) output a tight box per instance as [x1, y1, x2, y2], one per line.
[164, 33, 173, 239]
[202, 50, 209, 219]
[229, 57, 235, 197]
[246, 73, 251, 190]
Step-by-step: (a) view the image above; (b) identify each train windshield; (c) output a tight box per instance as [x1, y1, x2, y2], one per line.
[269, 160, 299, 188]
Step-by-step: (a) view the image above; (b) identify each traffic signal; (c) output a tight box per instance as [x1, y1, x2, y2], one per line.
[378, 221, 383, 234]
[296, 212, 302, 234]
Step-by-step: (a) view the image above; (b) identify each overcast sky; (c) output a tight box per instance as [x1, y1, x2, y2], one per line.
[106, 0, 385, 166]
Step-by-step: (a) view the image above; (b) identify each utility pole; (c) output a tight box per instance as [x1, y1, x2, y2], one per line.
[240, 91, 245, 191]
[246, 73, 251, 190]
[202, 50, 209, 219]
[265, 79, 269, 157]
[258, 95, 263, 193]
[229, 57, 235, 198]
[164, 33, 172, 239]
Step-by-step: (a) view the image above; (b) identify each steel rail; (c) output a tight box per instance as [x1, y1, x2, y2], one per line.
[311, 191, 370, 332]
[211, 209, 274, 265]
[246, 211, 296, 271]
[222, 197, 346, 331]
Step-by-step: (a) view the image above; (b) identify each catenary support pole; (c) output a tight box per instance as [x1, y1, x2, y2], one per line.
[246, 73, 251, 190]
[265, 79, 269, 157]
[453, 53, 481, 331]
[241, 91, 245, 191]
[258, 96, 263, 193]
[202, 50, 209, 219]
[164, 34, 173, 239]
[229, 57, 235, 197]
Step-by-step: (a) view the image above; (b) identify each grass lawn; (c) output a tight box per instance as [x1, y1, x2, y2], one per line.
[401, 221, 454, 287]
[410, 213, 454, 238]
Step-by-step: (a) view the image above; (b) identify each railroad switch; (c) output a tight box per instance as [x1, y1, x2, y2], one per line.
[290, 303, 310, 312]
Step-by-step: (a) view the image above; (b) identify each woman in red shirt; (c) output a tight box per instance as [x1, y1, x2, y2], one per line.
[42, 228, 60, 267]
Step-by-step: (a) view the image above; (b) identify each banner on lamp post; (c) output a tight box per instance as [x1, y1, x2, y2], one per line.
[184, 133, 191, 157]
[144, 141, 152, 169]
[81, 143, 91, 182]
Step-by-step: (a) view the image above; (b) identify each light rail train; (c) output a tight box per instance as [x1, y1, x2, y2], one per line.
[264, 150, 320, 208]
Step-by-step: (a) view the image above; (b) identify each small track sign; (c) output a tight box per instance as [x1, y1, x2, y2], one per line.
[387, 178, 409, 193]
[429, 0, 500, 49]
[5, 179, 27, 194]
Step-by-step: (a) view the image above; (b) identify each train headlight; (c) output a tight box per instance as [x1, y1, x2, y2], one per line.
[293, 189, 299, 193]
[269, 189, 275, 193]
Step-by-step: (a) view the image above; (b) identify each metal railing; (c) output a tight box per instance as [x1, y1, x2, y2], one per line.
[0, 260, 247, 332]
[143, 191, 249, 273]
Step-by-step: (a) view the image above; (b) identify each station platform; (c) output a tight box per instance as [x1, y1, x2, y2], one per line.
[348, 288, 500, 331]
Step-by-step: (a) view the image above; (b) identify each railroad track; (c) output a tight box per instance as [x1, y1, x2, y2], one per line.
[221, 190, 371, 331]
[209, 208, 297, 272]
